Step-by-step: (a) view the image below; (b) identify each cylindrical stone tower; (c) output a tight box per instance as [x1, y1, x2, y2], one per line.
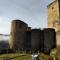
[31, 29, 43, 52]
[43, 28, 56, 54]
[9, 20, 28, 50]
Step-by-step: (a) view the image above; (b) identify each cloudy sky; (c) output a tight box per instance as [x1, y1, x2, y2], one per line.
[0, 0, 54, 34]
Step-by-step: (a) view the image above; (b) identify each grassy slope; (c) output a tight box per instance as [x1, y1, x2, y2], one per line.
[0, 53, 32, 60]
[0, 53, 50, 60]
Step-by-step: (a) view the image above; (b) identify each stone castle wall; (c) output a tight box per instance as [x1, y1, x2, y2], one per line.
[48, 0, 59, 31]
[47, 0, 60, 46]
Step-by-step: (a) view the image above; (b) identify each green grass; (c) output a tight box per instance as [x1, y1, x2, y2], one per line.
[0, 53, 32, 60]
[0, 53, 51, 60]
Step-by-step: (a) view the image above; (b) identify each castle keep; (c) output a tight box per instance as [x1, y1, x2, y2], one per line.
[47, 0, 60, 46]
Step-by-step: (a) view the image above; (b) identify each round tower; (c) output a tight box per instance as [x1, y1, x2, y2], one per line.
[9, 20, 28, 50]
[43, 28, 56, 54]
[31, 29, 43, 52]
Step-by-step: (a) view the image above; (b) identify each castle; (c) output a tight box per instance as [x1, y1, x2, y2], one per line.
[9, 20, 56, 54]
[9, 0, 60, 54]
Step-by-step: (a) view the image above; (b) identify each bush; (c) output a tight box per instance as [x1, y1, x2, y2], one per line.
[0, 48, 15, 54]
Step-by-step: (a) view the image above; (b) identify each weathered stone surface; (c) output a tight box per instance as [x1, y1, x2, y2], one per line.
[47, 0, 60, 46]
[9, 20, 28, 50]
[47, 0, 59, 32]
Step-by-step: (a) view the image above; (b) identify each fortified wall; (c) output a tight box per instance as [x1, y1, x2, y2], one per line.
[9, 20, 56, 54]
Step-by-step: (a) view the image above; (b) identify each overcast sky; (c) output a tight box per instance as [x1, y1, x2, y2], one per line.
[0, 0, 54, 34]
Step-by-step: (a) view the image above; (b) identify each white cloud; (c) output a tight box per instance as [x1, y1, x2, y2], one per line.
[0, 16, 11, 34]
[0, 16, 4, 23]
